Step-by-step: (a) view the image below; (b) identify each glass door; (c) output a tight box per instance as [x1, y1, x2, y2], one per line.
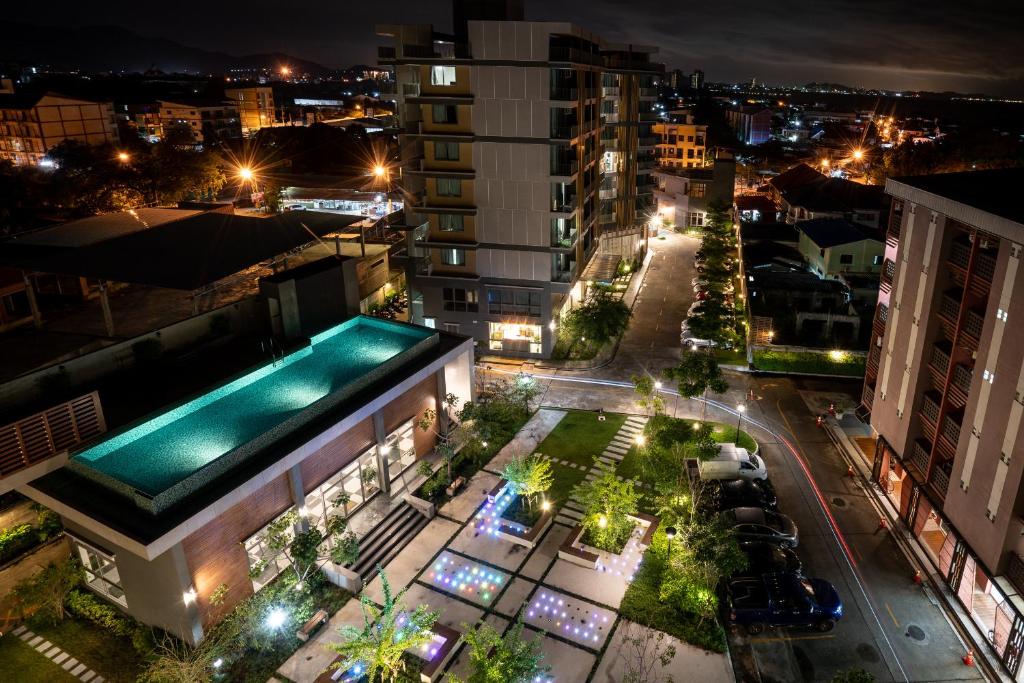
[385, 420, 418, 494]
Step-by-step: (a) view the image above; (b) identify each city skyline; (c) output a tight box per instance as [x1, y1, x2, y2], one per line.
[3, 0, 1022, 96]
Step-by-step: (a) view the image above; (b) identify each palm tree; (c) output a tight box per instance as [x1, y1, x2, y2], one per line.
[329, 567, 439, 682]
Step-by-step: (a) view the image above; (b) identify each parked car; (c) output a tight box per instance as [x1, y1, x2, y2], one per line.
[699, 478, 777, 513]
[681, 335, 719, 350]
[283, 204, 305, 211]
[725, 572, 843, 634]
[692, 277, 708, 287]
[698, 447, 768, 481]
[687, 302, 702, 317]
[717, 507, 797, 547]
[737, 541, 802, 577]
[695, 290, 709, 301]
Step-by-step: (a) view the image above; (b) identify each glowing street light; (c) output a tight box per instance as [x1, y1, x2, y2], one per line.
[541, 499, 551, 511]
[265, 607, 288, 630]
[280, 66, 291, 77]
[238, 166, 254, 181]
[736, 404, 746, 437]
[852, 148, 865, 161]
[117, 151, 130, 163]
[665, 526, 677, 565]
[654, 380, 663, 390]
[635, 434, 646, 447]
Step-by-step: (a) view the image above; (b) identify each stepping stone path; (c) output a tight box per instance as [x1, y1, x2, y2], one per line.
[11, 624, 104, 682]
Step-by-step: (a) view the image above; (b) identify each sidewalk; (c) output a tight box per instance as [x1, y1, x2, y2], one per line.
[824, 415, 1011, 683]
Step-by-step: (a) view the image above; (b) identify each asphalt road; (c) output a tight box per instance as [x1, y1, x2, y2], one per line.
[480, 230, 986, 682]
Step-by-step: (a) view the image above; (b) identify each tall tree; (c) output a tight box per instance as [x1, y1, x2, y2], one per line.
[631, 374, 665, 416]
[562, 292, 631, 345]
[663, 352, 728, 422]
[448, 612, 549, 683]
[502, 454, 553, 510]
[330, 569, 439, 682]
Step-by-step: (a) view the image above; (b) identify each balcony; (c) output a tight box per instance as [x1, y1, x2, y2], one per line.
[549, 46, 602, 66]
[551, 227, 577, 249]
[930, 459, 952, 499]
[378, 46, 397, 59]
[962, 308, 985, 342]
[602, 86, 620, 98]
[929, 341, 951, 385]
[949, 238, 971, 271]
[639, 87, 659, 98]
[862, 381, 876, 411]
[551, 195, 578, 214]
[941, 412, 962, 449]
[550, 87, 579, 102]
[909, 438, 932, 477]
[638, 111, 660, 122]
[550, 158, 579, 177]
[975, 249, 997, 282]
[938, 289, 962, 323]
[919, 391, 941, 441]
[951, 363, 973, 395]
[550, 123, 579, 140]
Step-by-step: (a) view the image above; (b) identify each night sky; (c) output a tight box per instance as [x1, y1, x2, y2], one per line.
[7, 0, 1023, 95]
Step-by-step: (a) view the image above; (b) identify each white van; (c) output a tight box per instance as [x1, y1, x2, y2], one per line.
[698, 444, 768, 481]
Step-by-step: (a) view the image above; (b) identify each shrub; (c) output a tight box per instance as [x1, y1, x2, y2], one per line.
[66, 589, 135, 636]
[0, 523, 38, 563]
[33, 505, 63, 541]
[133, 624, 157, 655]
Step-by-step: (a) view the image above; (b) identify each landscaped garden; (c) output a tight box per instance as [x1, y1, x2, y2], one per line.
[752, 348, 867, 377]
[533, 409, 627, 467]
[617, 415, 757, 483]
[0, 631, 78, 682]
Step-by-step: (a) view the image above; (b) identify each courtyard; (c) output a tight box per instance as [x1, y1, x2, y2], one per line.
[277, 407, 737, 682]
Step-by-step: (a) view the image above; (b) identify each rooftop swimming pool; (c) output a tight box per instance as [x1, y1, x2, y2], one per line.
[69, 317, 436, 512]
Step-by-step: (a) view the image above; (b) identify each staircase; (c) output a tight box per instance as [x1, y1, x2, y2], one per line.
[349, 501, 429, 583]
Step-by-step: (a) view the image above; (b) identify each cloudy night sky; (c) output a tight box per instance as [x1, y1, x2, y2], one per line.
[7, 0, 1023, 95]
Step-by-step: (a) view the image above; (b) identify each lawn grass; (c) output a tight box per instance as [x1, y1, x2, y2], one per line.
[547, 463, 587, 509]
[753, 349, 866, 377]
[23, 618, 146, 683]
[713, 346, 748, 366]
[534, 409, 628, 467]
[618, 528, 727, 653]
[0, 633, 79, 682]
[616, 418, 757, 486]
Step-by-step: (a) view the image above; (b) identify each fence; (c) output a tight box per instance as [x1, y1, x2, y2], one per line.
[0, 392, 105, 479]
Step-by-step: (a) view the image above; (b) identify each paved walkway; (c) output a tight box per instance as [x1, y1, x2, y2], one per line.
[10, 624, 104, 682]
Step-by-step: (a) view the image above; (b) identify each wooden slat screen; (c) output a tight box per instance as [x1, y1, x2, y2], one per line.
[0, 392, 106, 478]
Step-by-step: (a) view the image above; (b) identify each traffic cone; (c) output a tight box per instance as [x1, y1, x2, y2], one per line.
[828, 402, 837, 416]
[963, 649, 974, 666]
[816, 415, 824, 428]
[846, 464, 855, 478]
[913, 569, 922, 584]
[878, 517, 888, 531]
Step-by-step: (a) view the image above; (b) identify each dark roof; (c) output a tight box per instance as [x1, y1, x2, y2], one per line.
[735, 195, 778, 215]
[262, 254, 352, 283]
[0, 210, 360, 290]
[891, 169, 1024, 225]
[771, 163, 884, 213]
[740, 222, 798, 243]
[798, 218, 879, 248]
[0, 91, 45, 109]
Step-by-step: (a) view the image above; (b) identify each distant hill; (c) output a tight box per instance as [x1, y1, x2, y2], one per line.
[0, 21, 336, 75]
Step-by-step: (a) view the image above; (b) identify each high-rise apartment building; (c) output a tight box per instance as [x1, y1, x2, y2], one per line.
[690, 69, 704, 91]
[727, 105, 772, 145]
[225, 87, 276, 136]
[861, 169, 1024, 679]
[0, 89, 118, 165]
[378, 4, 661, 357]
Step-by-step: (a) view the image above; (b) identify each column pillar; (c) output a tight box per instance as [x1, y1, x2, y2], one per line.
[287, 465, 309, 533]
[435, 368, 449, 435]
[170, 544, 204, 646]
[98, 281, 115, 337]
[21, 271, 42, 328]
[373, 410, 390, 495]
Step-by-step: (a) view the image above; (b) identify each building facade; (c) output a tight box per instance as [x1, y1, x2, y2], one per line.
[726, 106, 771, 146]
[158, 100, 242, 144]
[861, 169, 1024, 679]
[0, 92, 119, 165]
[796, 218, 884, 279]
[653, 118, 707, 169]
[224, 87, 276, 136]
[378, 10, 661, 358]
[653, 153, 735, 229]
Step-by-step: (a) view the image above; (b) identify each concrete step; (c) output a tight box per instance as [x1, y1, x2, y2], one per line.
[351, 503, 429, 581]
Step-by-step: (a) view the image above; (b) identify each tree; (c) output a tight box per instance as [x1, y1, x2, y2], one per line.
[448, 612, 549, 683]
[418, 392, 466, 482]
[631, 374, 665, 416]
[660, 514, 746, 624]
[11, 558, 83, 623]
[330, 568, 439, 682]
[663, 352, 728, 423]
[139, 629, 228, 683]
[562, 292, 631, 345]
[617, 621, 677, 683]
[501, 454, 553, 510]
[247, 509, 350, 585]
[571, 462, 640, 550]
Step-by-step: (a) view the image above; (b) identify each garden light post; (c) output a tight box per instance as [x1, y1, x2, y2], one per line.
[665, 526, 677, 566]
[736, 404, 746, 439]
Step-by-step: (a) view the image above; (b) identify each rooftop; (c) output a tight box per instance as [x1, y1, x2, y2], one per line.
[0, 209, 360, 291]
[771, 163, 884, 213]
[889, 168, 1024, 225]
[798, 218, 879, 249]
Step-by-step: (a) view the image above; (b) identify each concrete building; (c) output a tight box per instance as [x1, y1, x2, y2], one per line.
[653, 153, 735, 229]
[690, 69, 704, 91]
[378, 3, 661, 358]
[796, 218, 884, 280]
[861, 168, 1024, 680]
[726, 105, 771, 145]
[0, 89, 118, 165]
[653, 115, 707, 169]
[224, 87, 276, 136]
[158, 99, 242, 144]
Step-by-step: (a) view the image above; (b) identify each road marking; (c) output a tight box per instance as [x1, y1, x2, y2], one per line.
[886, 603, 900, 628]
[750, 634, 836, 644]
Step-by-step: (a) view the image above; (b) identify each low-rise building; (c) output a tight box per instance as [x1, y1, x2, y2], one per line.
[653, 153, 735, 229]
[224, 87, 276, 136]
[653, 114, 707, 169]
[797, 218, 884, 279]
[0, 90, 119, 165]
[158, 99, 242, 144]
[769, 163, 886, 230]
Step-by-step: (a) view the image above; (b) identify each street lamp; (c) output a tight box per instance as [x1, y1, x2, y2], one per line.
[736, 404, 746, 438]
[654, 380, 663, 390]
[117, 151, 130, 163]
[373, 164, 386, 178]
[665, 526, 677, 565]
[852, 148, 864, 161]
[238, 166, 254, 182]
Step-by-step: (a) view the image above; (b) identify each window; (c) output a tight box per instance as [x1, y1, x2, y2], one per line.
[443, 287, 479, 312]
[840, 254, 854, 265]
[443, 322, 460, 333]
[438, 214, 464, 232]
[436, 178, 461, 196]
[432, 104, 457, 123]
[441, 248, 466, 266]
[689, 183, 706, 198]
[434, 141, 460, 160]
[487, 287, 543, 317]
[72, 537, 126, 607]
[430, 66, 457, 86]
[687, 135, 694, 142]
[873, 254, 883, 266]
[688, 212, 704, 227]
[424, 317, 436, 329]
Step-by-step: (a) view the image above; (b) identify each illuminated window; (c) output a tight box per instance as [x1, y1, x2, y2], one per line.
[689, 183, 706, 198]
[441, 248, 466, 266]
[439, 214, 464, 232]
[430, 66, 457, 86]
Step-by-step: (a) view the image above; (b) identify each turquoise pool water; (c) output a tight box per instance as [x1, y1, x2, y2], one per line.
[71, 317, 434, 500]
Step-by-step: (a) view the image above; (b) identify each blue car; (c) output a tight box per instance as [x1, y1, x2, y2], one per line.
[726, 571, 843, 634]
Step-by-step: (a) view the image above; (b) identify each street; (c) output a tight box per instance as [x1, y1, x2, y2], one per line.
[482, 231, 985, 682]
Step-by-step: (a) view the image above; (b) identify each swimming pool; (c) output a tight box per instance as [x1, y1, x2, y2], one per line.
[69, 316, 437, 512]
